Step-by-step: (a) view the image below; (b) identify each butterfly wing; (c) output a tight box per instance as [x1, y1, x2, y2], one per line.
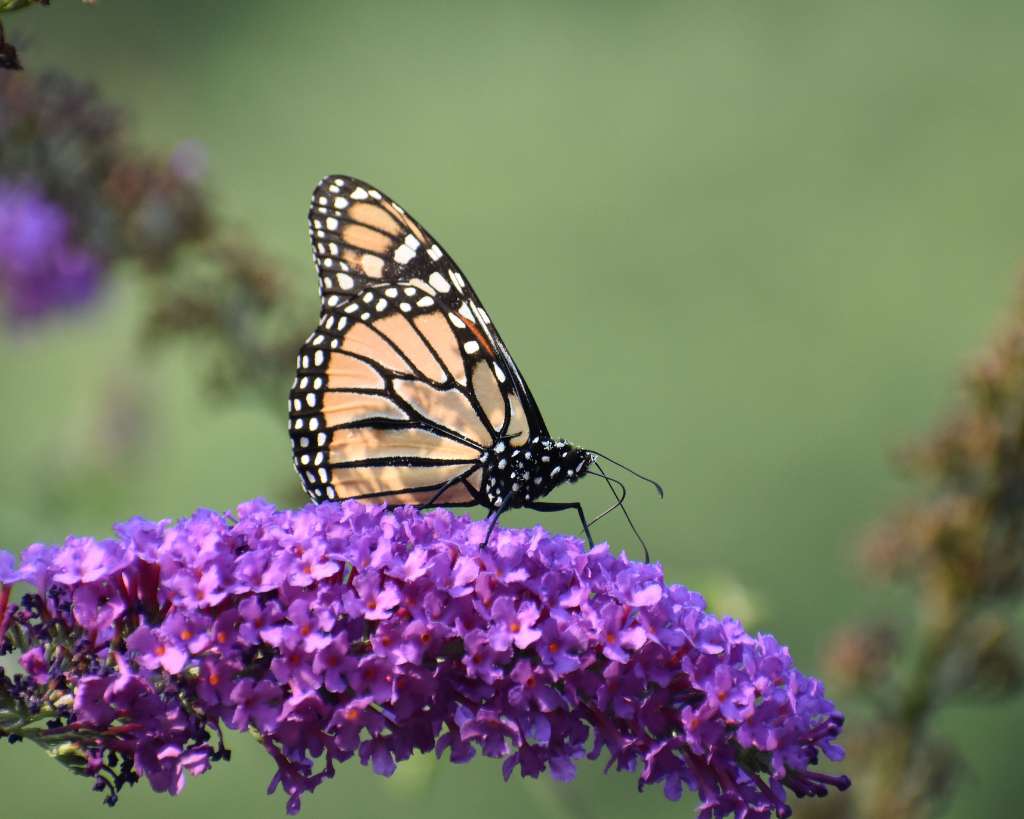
[289, 175, 546, 507]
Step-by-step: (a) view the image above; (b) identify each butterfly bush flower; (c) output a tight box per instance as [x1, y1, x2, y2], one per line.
[0, 183, 101, 322]
[0, 501, 848, 816]
[0, 72, 216, 331]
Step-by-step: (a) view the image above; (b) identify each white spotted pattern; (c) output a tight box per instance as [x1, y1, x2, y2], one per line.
[429, 271, 451, 293]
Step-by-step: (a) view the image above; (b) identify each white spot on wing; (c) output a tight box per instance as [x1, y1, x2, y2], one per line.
[429, 272, 451, 293]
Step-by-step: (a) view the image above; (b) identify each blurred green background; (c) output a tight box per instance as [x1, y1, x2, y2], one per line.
[2, 0, 1023, 816]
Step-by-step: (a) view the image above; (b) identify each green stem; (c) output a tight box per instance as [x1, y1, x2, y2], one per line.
[899, 608, 968, 737]
[0, 0, 44, 15]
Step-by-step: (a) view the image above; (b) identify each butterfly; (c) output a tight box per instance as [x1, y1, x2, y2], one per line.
[289, 175, 657, 549]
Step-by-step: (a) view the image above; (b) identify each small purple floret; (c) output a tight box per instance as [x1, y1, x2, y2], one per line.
[0, 500, 848, 816]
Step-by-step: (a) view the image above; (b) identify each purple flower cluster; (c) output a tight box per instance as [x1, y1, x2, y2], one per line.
[0, 182, 101, 323]
[0, 72, 213, 330]
[0, 500, 848, 816]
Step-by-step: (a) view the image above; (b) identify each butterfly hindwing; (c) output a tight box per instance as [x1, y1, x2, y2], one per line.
[290, 175, 540, 507]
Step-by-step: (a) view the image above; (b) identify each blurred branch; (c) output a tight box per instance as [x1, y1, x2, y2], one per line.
[142, 235, 306, 409]
[816, 275, 1024, 819]
[1, 70, 310, 510]
[1, 70, 306, 410]
[0, 1, 96, 71]
[0, 20, 21, 70]
[0, 71, 210, 321]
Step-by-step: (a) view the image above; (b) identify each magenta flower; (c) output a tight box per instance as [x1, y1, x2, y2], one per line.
[489, 596, 543, 651]
[125, 624, 190, 675]
[0, 500, 849, 816]
[229, 677, 283, 733]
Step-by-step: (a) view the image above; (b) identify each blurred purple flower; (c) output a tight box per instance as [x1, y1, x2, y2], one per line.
[168, 140, 208, 184]
[0, 501, 849, 816]
[0, 549, 17, 583]
[0, 182, 102, 323]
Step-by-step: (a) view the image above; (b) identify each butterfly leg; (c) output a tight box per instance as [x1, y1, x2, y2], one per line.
[422, 465, 484, 510]
[526, 501, 594, 549]
[483, 493, 517, 547]
[423, 475, 466, 509]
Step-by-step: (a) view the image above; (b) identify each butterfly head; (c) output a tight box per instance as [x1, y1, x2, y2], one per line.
[559, 440, 597, 482]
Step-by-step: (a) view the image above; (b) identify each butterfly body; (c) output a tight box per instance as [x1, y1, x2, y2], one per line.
[480, 436, 594, 511]
[289, 174, 598, 540]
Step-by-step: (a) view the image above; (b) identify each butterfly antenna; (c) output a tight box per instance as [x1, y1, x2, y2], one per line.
[592, 461, 651, 563]
[585, 450, 664, 498]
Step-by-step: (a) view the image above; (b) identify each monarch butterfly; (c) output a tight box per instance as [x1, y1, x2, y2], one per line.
[289, 175, 658, 549]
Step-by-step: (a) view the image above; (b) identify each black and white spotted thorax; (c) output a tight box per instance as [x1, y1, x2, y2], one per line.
[479, 436, 594, 510]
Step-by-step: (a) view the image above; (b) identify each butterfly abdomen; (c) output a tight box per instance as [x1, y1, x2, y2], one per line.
[480, 436, 594, 510]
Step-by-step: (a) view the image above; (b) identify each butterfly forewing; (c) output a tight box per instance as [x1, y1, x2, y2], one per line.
[290, 175, 543, 507]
